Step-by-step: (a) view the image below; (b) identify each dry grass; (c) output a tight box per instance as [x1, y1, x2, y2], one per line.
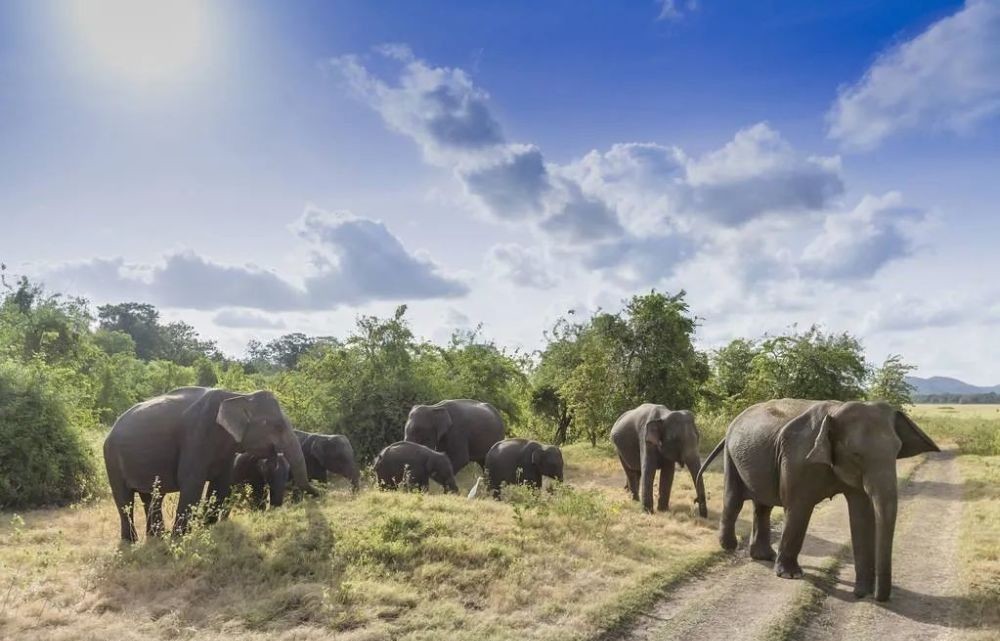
[909, 405, 1000, 456]
[0, 444, 728, 641]
[956, 454, 1000, 636]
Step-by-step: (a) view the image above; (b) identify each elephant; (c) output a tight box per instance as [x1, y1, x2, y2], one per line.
[697, 399, 940, 601]
[483, 438, 564, 499]
[403, 399, 505, 473]
[295, 430, 361, 491]
[103, 386, 319, 542]
[231, 452, 289, 510]
[373, 441, 459, 493]
[611, 404, 707, 517]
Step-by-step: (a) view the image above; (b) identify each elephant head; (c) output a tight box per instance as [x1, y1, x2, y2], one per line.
[310, 434, 361, 491]
[643, 408, 707, 517]
[404, 404, 451, 450]
[530, 445, 564, 482]
[803, 401, 939, 601]
[217, 391, 318, 495]
[428, 451, 459, 494]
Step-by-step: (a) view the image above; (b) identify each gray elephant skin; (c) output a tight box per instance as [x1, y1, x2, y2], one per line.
[611, 404, 707, 516]
[296, 430, 361, 491]
[103, 386, 318, 542]
[484, 438, 564, 499]
[404, 399, 505, 473]
[232, 452, 289, 510]
[374, 441, 459, 493]
[698, 399, 939, 601]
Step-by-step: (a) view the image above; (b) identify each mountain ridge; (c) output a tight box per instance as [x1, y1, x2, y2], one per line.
[906, 376, 1000, 396]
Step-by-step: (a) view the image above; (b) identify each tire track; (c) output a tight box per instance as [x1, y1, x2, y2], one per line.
[803, 449, 963, 641]
[617, 456, 930, 641]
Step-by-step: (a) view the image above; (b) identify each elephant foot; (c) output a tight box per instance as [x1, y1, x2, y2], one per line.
[853, 583, 873, 599]
[874, 585, 891, 602]
[719, 531, 738, 552]
[775, 558, 803, 579]
[749, 545, 776, 562]
[656, 502, 670, 513]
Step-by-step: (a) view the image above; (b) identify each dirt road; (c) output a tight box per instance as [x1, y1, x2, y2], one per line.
[618, 451, 968, 641]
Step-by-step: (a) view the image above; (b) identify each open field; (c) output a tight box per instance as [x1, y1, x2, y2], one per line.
[2, 411, 998, 641]
[0, 445, 734, 641]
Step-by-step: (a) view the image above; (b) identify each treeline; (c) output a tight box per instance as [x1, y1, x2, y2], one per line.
[0, 269, 915, 508]
[914, 392, 1000, 404]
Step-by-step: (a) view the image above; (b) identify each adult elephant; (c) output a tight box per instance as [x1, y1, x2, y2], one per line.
[296, 430, 360, 491]
[373, 441, 459, 493]
[232, 452, 289, 510]
[697, 399, 939, 601]
[403, 399, 505, 473]
[611, 404, 707, 517]
[483, 438, 564, 499]
[103, 387, 319, 542]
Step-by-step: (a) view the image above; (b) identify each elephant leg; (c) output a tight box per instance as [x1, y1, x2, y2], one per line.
[205, 477, 232, 525]
[775, 503, 815, 579]
[657, 462, 675, 512]
[617, 455, 639, 501]
[250, 482, 267, 511]
[138, 492, 165, 537]
[639, 447, 659, 513]
[719, 448, 744, 551]
[846, 489, 876, 598]
[749, 502, 776, 561]
[111, 483, 137, 543]
[173, 481, 206, 537]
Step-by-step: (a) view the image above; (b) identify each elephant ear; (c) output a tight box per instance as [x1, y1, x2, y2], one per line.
[530, 448, 543, 466]
[310, 436, 326, 461]
[433, 407, 453, 441]
[805, 414, 835, 468]
[644, 407, 670, 448]
[217, 395, 253, 444]
[894, 412, 940, 459]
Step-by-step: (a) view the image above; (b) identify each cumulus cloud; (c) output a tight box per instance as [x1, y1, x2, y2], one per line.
[297, 207, 468, 304]
[335, 46, 922, 294]
[213, 308, 287, 329]
[458, 145, 549, 220]
[800, 192, 923, 280]
[330, 46, 503, 164]
[40, 209, 467, 311]
[828, 0, 1000, 150]
[487, 244, 557, 289]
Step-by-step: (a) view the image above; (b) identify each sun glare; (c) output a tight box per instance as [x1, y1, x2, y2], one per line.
[68, 0, 209, 86]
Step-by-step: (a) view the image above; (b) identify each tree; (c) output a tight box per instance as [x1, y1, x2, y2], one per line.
[868, 354, 916, 408]
[97, 303, 164, 361]
[531, 291, 708, 446]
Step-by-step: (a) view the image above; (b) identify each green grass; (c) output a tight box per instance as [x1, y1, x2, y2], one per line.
[909, 405, 1000, 456]
[0, 444, 725, 641]
[957, 454, 1000, 635]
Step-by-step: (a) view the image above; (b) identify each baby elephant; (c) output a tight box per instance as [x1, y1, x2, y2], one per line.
[484, 438, 564, 499]
[374, 441, 459, 493]
[232, 452, 290, 510]
[611, 403, 707, 516]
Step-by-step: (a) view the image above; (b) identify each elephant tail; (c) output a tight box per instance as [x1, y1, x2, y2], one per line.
[696, 438, 725, 487]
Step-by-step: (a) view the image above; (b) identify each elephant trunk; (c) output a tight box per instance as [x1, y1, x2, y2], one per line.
[280, 429, 320, 496]
[686, 454, 708, 518]
[866, 471, 898, 601]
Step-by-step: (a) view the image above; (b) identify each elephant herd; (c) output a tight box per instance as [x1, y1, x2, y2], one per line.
[103, 386, 940, 602]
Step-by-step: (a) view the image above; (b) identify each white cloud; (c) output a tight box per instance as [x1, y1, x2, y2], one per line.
[213, 308, 287, 329]
[487, 243, 558, 289]
[828, 0, 1000, 150]
[800, 192, 923, 280]
[39, 208, 467, 311]
[656, 0, 698, 22]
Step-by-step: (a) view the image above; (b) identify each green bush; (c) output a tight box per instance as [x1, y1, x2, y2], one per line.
[0, 360, 99, 508]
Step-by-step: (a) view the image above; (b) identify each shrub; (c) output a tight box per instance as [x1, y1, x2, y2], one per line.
[0, 360, 98, 508]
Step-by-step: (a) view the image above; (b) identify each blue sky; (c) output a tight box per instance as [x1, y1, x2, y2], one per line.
[2, 0, 998, 383]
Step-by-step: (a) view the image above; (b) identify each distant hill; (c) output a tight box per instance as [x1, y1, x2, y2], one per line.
[906, 376, 1000, 396]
